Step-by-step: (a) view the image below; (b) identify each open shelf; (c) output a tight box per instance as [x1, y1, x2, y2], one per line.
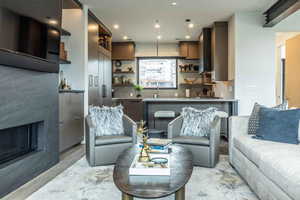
[59, 59, 71, 64]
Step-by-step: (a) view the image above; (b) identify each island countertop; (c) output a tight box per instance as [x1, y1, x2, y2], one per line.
[112, 97, 238, 102]
[142, 98, 238, 102]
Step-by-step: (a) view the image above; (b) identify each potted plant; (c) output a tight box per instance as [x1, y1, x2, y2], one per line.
[133, 84, 143, 98]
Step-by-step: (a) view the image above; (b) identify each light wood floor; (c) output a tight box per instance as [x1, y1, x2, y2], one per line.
[3, 144, 85, 200]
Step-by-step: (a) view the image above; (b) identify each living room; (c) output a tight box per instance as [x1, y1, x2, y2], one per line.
[1, 0, 300, 200]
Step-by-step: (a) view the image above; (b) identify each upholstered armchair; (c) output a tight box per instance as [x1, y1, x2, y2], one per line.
[168, 112, 226, 168]
[85, 115, 137, 166]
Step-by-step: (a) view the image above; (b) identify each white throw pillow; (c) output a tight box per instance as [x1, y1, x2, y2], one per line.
[89, 105, 124, 136]
[180, 107, 217, 137]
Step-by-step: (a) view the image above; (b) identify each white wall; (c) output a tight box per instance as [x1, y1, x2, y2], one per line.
[229, 12, 277, 115]
[61, 7, 89, 116]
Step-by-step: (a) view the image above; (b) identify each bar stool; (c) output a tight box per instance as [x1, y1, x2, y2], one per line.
[150, 111, 176, 138]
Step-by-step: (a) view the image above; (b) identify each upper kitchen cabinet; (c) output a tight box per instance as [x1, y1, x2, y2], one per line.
[112, 42, 135, 60]
[179, 41, 200, 60]
[211, 22, 228, 81]
[199, 28, 212, 72]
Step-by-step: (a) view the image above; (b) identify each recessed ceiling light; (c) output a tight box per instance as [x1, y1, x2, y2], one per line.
[171, 2, 177, 6]
[113, 24, 119, 29]
[185, 35, 191, 39]
[157, 35, 162, 40]
[188, 23, 194, 28]
[123, 36, 128, 40]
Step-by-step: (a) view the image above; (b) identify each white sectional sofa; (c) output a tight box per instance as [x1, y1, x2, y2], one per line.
[229, 116, 300, 200]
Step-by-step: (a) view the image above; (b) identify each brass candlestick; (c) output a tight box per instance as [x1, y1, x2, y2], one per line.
[137, 120, 151, 162]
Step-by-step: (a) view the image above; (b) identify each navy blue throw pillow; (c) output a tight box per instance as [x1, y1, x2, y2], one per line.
[256, 108, 300, 144]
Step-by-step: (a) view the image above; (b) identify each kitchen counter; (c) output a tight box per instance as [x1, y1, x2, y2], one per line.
[59, 90, 85, 93]
[142, 98, 238, 102]
[113, 97, 238, 102]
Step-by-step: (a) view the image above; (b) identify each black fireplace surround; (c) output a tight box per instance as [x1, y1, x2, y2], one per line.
[0, 122, 42, 165]
[0, 65, 59, 198]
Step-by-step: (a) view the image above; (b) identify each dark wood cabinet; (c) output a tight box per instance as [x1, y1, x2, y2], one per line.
[179, 41, 199, 60]
[211, 22, 228, 81]
[115, 99, 143, 122]
[199, 28, 212, 72]
[112, 42, 135, 60]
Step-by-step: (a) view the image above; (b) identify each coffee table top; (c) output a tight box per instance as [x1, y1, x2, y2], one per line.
[113, 145, 193, 198]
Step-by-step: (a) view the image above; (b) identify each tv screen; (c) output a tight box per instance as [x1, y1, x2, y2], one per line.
[0, 0, 61, 64]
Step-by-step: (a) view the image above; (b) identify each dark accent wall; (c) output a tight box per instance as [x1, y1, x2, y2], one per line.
[0, 65, 59, 198]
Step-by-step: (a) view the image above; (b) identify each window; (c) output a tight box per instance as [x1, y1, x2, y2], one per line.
[138, 58, 177, 89]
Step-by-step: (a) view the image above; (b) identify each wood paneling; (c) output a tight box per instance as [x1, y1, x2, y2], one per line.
[211, 22, 228, 81]
[285, 34, 300, 108]
[112, 42, 135, 60]
[179, 41, 199, 59]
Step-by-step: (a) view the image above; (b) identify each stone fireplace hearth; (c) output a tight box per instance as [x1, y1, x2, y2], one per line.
[0, 65, 59, 197]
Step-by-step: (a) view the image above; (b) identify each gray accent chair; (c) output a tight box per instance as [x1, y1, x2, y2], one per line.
[168, 114, 223, 168]
[85, 115, 137, 166]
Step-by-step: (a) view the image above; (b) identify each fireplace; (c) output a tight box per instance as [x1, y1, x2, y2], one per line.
[0, 122, 42, 165]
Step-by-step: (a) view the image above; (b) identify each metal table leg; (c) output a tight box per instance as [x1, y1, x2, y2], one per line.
[122, 193, 133, 200]
[175, 186, 185, 200]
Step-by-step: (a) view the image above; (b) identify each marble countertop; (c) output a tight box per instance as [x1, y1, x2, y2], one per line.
[112, 97, 238, 102]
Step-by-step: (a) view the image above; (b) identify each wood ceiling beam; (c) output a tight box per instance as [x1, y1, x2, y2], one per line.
[264, 0, 300, 27]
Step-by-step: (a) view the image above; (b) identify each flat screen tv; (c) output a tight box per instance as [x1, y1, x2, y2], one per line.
[0, 0, 61, 72]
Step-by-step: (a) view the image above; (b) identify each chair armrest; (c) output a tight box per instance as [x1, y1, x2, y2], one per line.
[229, 116, 250, 164]
[123, 115, 137, 144]
[85, 116, 96, 165]
[209, 116, 221, 167]
[168, 115, 183, 139]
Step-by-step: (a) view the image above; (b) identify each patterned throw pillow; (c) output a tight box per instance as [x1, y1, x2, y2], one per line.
[180, 107, 217, 137]
[89, 105, 124, 136]
[248, 102, 288, 135]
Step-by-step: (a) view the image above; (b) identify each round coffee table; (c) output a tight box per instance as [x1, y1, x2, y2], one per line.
[113, 145, 193, 200]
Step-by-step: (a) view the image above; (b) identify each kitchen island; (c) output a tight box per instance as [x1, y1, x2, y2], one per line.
[143, 98, 238, 138]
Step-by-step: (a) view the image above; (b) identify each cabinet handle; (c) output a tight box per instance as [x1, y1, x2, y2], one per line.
[74, 116, 81, 120]
[102, 84, 107, 98]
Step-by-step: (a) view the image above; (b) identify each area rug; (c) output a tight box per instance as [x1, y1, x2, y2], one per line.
[26, 156, 258, 200]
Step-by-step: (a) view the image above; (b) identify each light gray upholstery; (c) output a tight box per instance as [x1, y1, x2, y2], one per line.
[95, 135, 132, 146]
[229, 116, 300, 200]
[85, 114, 137, 166]
[172, 136, 209, 146]
[168, 115, 221, 167]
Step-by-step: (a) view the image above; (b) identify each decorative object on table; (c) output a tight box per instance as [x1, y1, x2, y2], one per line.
[137, 120, 151, 162]
[146, 138, 172, 154]
[248, 102, 288, 135]
[59, 42, 68, 60]
[133, 84, 143, 98]
[115, 60, 122, 72]
[129, 153, 170, 176]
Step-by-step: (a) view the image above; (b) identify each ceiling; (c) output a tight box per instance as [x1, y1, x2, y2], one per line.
[80, 0, 277, 42]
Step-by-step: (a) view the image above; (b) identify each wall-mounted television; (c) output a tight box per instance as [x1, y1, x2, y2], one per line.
[0, 0, 61, 73]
